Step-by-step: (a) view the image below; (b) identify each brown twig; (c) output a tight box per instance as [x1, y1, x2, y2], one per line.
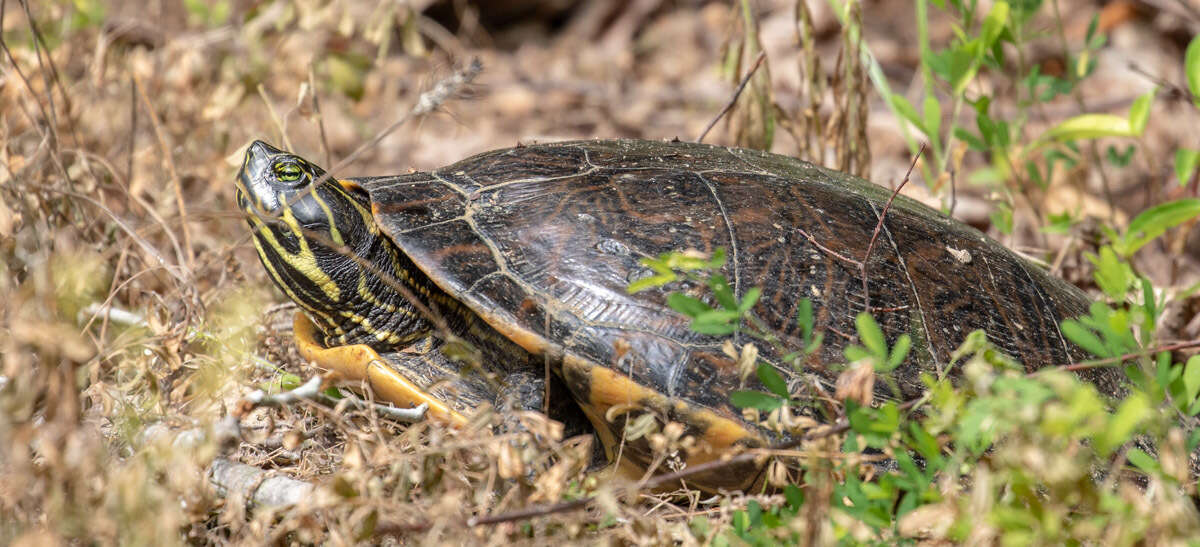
[257, 83, 293, 152]
[948, 164, 958, 218]
[308, 64, 333, 168]
[1043, 340, 1200, 374]
[133, 73, 195, 271]
[127, 77, 137, 182]
[696, 51, 767, 143]
[796, 228, 862, 268]
[860, 144, 925, 315]
[208, 458, 316, 508]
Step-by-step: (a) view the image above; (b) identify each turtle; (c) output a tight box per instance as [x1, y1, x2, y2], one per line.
[234, 138, 1126, 491]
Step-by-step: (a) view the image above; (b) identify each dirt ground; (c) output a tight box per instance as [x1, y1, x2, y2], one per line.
[2, 0, 1200, 544]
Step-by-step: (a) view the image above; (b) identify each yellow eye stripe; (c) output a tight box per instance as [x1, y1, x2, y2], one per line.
[308, 187, 345, 246]
[247, 215, 346, 337]
[273, 199, 342, 302]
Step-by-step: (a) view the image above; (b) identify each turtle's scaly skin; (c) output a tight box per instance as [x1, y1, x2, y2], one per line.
[238, 139, 1125, 491]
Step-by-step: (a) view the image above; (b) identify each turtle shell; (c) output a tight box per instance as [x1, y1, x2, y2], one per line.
[355, 139, 1122, 472]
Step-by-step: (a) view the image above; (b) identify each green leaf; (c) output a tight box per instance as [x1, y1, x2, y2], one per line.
[784, 484, 804, 510]
[855, 312, 887, 360]
[1186, 34, 1200, 108]
[805, 332, 824, 356]
[667, 293, 711, 318]
[709, 248, 728, 269]
[1089, 246, 1134, 300]
[1176, 149, 1200, 186]
[730, 390, 783, 411]
[71, 0, 107, 28]
[844, 345, 870, 363]
[954, 127, 987, 151]
[948, 42, 984, 95]
[327, 53, 367, 101]
[886, 334, 913, 371]
[1119, 199, 1200, 257]
[627, 272, 675, 294]
[1184, 356, 1200, 402]
[922, 95, 942, 139]
[1100, 391, 1150, 455]
[797, 298, 815, 343]
[690, 309, 740, 335]
[990, 201, 1014, 235]
[756, 363, 790, 398]
[1126, 448, 1162, 475]
[891, 93, 925, 135]
[1042, 211, 1077, 235]
[1041, 113, 1134, 141]
[747, 500, 763, 528]
[709, 275, 738, 310]
[979, 1, 1010, 49]
[1105, 144, 1135, 167]
[1128, 89, 1155, 135]
[1060, 319, 1108, 358]
[1141, 276, 1159, 333]
[262, 372, 303, 393]
[738, 287, 762, 313]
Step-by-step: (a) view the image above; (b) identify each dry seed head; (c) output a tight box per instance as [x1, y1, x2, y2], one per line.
[518, 410, 564, 442]
[649, 432, 668, 454]
[605, 402, 641, 422]
[498, 442, 523, 480]
[663, 421, 685, 442]
[834, 359, 875, 407]
[624, 413, 659, 441]
[767, 407, 783, 433]
[283, 431, 302, 451]
[722, 339, 738, 359]
[1162, 428, 1188, 483]
[767, 459, 789, 487]
[737, 343, 759, 384]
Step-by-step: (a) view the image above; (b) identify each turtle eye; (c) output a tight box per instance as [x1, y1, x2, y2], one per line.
[273, 160, 305, 183]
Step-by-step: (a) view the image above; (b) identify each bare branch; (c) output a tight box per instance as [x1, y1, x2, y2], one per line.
[696, 51, 767, 143]
[208, 458, 317, 508]
[240, 375, 430, 423]
[860, 143, 925, 315]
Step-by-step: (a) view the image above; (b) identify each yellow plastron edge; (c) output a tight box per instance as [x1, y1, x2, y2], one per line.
[292, 312, 468, 426]
[562, 354, 769, 492]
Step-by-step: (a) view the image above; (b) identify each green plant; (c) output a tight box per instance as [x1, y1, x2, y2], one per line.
[635, 231, 1200, 544]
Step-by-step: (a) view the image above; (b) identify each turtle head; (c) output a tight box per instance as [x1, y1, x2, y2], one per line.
[235, 140, 431, 348]
[235, 140, 364, 232]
